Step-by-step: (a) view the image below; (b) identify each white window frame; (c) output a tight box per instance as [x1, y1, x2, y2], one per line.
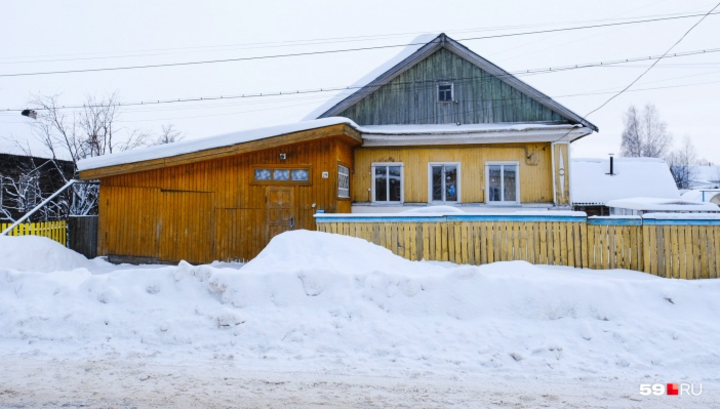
[437, 81, 454, 102]
[338, 164, 350, 199]
[371, 162, 404, 204]
[428, 162, 461, 204]
[485, 161, 520, 205]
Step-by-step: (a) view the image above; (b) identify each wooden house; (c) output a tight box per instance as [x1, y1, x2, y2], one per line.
[78, 33, 598, 264]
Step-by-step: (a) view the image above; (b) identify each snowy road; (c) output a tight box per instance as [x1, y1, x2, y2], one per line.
[2, 233, 720, 408]
[0, 357, 715, 409]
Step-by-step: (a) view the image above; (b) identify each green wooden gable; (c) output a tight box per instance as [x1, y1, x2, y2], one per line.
[311, 34, 597, 131]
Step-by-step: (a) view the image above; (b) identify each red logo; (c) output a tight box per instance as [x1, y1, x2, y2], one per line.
[667, 383, 679, 396]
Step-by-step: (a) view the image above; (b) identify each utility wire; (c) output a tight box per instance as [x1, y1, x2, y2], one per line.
[585, 2, 720, 117]
[0, 8, 702, 64]
[1, 11, 718, 78]
[3, 46, 720, 112]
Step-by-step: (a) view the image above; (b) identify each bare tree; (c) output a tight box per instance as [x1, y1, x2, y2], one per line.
[30, 93, 147, 163]
[620, 104, 673, 158]
[152, 124, 184, 145]
[667, 137, 698, 189]
[7, 93, 147, 219]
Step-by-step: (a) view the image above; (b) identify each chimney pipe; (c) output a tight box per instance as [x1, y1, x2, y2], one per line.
[607, 153, 615, 175]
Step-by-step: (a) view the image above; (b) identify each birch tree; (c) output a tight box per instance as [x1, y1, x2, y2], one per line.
[620, 104, 673, 158]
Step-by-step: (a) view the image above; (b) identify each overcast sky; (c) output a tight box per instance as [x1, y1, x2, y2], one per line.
[1, 0, 719, 163]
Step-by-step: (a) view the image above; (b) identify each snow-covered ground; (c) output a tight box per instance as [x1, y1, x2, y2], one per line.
[1, 232, 719, 408]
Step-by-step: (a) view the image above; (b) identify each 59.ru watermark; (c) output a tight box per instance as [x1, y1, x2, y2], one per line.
[640, 383, 702, 396]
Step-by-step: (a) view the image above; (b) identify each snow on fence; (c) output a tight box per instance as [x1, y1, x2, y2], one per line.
[0, 221, 67, 246]
[316, 213, 720, 279]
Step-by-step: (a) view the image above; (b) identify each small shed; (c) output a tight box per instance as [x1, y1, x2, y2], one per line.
[570, 157, 679, 216]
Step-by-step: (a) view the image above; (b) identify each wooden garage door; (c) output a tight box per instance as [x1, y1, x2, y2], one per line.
[159, 191, 215, 264]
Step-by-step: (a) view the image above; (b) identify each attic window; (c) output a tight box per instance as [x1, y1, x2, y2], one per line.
[438, 82, 453, 102]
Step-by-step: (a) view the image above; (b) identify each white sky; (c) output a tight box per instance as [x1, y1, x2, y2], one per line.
[1, 0, 719, 162]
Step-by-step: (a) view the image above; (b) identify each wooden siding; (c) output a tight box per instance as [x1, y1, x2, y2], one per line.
[352, 143, 553, 203]
[336, 48, 565, 125]
[97, 136, 355, 263]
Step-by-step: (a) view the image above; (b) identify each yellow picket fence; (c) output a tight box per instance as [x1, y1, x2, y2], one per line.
[0, 221, 67, 246]
[316, 213, 720, 279]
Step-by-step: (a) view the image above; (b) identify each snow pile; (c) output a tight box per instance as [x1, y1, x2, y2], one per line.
[0, 236, 95, 273]
[1, 231, 719, 380]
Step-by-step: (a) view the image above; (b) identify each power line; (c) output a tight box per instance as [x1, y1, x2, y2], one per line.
[585, 2, 720, 117]
[3, 46, 720, 113]
[1, 11, 719, 78]
[0, 9, 713, 65]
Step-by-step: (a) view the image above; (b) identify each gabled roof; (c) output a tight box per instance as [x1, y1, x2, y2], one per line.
[571, 157, 679, 205]
[305, 33, 598, 132]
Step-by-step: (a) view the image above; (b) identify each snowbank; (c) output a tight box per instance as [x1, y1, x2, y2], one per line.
[0, 236, 94, 273]
[1, 231, 719, 381]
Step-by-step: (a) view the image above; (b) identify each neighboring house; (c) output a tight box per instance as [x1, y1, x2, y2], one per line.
[78, 33, 598, 264]
[681, 189, 720, 205]
[570, 157, 679, 216]
[0, 153, 75, 221]
[688, 165, 720, 190]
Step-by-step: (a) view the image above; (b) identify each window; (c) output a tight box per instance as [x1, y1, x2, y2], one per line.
[338, 164, 350, 198]
[273, 169, 290, 181]
[428, 163, 459, 203]
[372, 163, 403, 203]
[255, 169, 271, 181]
[486, 162, 519, 203]
[253, 166, 311, 184]
[291, 169, 309, 181]
[438, 82, 453, 102]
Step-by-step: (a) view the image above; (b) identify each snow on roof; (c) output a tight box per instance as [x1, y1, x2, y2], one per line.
[302, 33, 439, 121]
[688, 165, 720, 189]
[77, 117, 358, 171]
[360, 122, 578, 135]
[681, 189, 720, 203]
[571, 157, 679, 205]
[605, 197, 719, 212]
[79, 117, 590, 172]
[642, 211, 720, 219]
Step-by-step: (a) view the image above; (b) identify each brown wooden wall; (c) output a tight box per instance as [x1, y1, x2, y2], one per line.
[97, 137, 354, 263]
[352, 143, 553, 203]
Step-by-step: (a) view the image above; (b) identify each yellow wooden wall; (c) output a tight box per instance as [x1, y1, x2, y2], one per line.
[97, 137, 354, 263]
[352, 143, 554, 203]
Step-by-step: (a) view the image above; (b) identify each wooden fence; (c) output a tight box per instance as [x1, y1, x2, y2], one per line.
[0, 220, 67, 246]
[316, 213, 720, 279]
[68, 216, 98, 258]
